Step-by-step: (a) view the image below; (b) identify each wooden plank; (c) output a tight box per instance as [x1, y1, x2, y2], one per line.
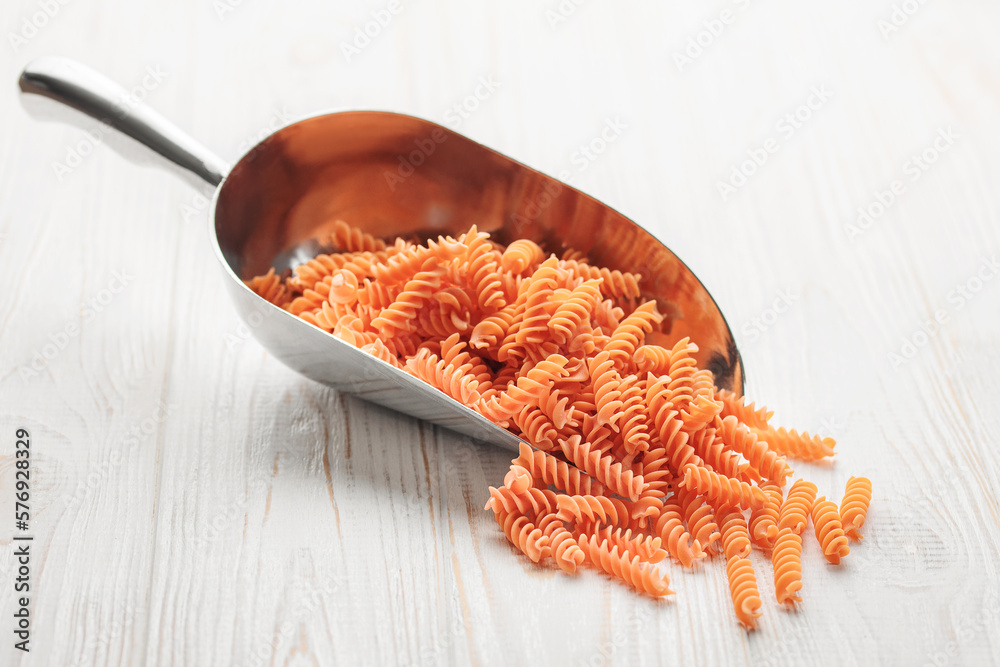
[1, 1, 999, 665]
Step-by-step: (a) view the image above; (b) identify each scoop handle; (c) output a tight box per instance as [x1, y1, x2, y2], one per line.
[19, 56, 228, 186]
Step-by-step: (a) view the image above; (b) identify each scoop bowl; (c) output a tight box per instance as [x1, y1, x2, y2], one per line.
[19, 56, 743, 451]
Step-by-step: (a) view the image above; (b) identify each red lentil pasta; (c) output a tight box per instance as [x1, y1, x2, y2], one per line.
[246, 219, 874, 629]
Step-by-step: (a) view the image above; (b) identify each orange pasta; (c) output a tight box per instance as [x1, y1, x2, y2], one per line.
[513, 443, 605, 496]
[537, 512, 586, 573]
[725, 555, 762, 629]
[811, 497, 850, 564]
[246, 219, 873, 627]
[558, 435, 645, 501]
[752, 425, 836, 462]
[495, 508, 550, 563]
[681, 464, 767, 511]
[778, 479, 819, 534]
[577, 533, 674, 597]
[718, 415, 792, 485]
[715, 389, 773, 429]
[840, 476, 872, 540]
[772, 528, 804, 604]
[653, 497, 705, 567]
[246, 267, 287, 306]
[748, 481, 783, 549]
[675, 485, 721, 555]
[556, 494, 628, 527]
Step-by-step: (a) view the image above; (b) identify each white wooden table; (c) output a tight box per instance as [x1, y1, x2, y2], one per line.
[2, 2, 999, 665]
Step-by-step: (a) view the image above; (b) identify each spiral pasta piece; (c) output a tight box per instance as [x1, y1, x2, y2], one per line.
[638, 447, 673, 498]
[556, 494, 628, 528]
[632, 344, 673, 375]
[606, 301, 663, 368]
[404, 349, 482, 405]
[359, 339, 402, 368]
[646, 379, 701, 471]
[370, 258, 446, 334]
[654, 497, 706, 567]
[535, 385, 574, 430]
[503, 464, 534, 495]
[676, 486, 721, 553]
[752, 426, 836, 462]
[513, 443, 604, 496]
[811, 497, 850, 564]
[461, 225, 506, 311]
[577, 534, 674, 597]
[485, 486, 557, 516]
[588, 351, 625, 428]
[592, 526, 667, 563]
[327, 269, 360, 304]
[592, 298, 624, 335]
[635, 337, 697, 377]
[690, 426, 748, 480]
[288, 253, 343, 293]
[557, 260, 642, 300]
[725, 555, 762, 629]
[469, 305, 517, 353]
[667, 346, 698, 377]
[329, 219, 387, 253]
[548, 278, 602, 343]
[494, 509, 550, 562]
[717, 505, 752, 559]
[289, 249, 383, 292]
[629, 495, 664, 527]
[748, 481, 783, 549]
[680, 393, 724, 434]
[772, 528, 803, 604]
[559, 435, 646, 501]
[716, 389, 773, 429]
[618, 380, 651, 455]
[512, 405, 560, 450]
[371, 236, 465, 285]
[356, 277, 398, 311]
[500, 239, 546, 274]
[478, 354, 569, 421]
[840, 476, 872, 540]
[515, 260, 564, 349]
[331, 312, 377, 346]
[778, 479, 818, 534]
[537, 513, 586, 573]
[718, 415, 791, 485]
[681, 464, 766, 511]
[245, 268, 289, 306]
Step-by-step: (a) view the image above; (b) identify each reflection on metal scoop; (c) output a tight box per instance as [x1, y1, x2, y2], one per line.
[19, 56, 743, 452]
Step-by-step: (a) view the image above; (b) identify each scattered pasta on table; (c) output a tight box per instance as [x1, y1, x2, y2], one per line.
[246, 219, 873, 630]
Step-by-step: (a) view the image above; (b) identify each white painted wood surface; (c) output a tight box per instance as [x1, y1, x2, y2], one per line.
[2, 1, 999, 665]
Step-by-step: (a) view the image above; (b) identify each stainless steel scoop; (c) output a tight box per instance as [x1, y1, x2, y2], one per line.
[19, 56, 743, 451]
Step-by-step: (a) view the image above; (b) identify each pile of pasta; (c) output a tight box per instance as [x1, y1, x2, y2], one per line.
[247, 220, 873, 629]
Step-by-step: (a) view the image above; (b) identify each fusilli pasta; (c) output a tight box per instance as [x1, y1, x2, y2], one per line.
[245, 219, 872, 627]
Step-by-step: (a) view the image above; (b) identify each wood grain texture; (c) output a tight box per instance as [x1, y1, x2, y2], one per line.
[2, 1, 999, 665]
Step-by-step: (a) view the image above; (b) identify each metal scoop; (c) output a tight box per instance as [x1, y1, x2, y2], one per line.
[19, 56, 743, 451]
